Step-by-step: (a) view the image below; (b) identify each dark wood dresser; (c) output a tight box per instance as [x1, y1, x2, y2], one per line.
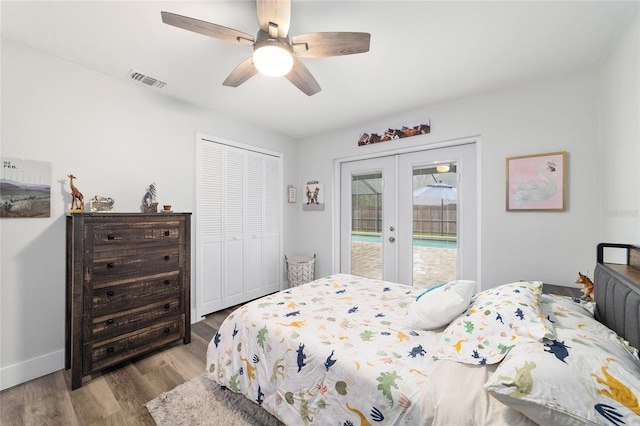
[65, 212, 191, 390]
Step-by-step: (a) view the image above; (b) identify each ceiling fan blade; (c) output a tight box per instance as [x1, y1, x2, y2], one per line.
[222, 57, 258, 87]
[161, 11, 255, 45]
[285, 58, 321, 96]
[291, 32, 371, 58]
[256, 0, 291, 38]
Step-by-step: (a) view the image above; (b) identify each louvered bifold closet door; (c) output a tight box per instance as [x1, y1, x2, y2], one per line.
[196, 142, 224, 316]
[263, 155, 281, 294]
[197, 136, 283, 317]
[223, 146, 246, 307]
[245, 151, 264, 300]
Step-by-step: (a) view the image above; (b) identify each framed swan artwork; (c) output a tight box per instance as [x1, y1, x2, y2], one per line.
[506, 151, 567, 211]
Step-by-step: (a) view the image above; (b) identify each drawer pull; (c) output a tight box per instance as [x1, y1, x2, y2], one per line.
[106, 347, 114, 354]
[164, 230, 170, 236]
[107, 234, 115, 240]
[107, 262, 115, 269]
[105, 318, 114, 326]
[164, 327, 171, 333]
[164, 279, 171, 285]
[164, 255, 171, 261]
[106, 290, 115, 297]
[164, 303, 171, 310]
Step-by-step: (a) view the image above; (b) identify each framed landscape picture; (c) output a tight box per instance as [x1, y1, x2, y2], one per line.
[506, 151, 567, 211]
[1, 157, 51, 218]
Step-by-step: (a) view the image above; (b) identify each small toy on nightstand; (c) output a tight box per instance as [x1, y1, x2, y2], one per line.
[575, 272, 594, 301]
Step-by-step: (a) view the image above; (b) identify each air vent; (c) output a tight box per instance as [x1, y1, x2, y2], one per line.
[127, 69, 167, 89]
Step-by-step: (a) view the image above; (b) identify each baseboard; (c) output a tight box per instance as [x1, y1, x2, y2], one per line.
[0, 349, 64, 391]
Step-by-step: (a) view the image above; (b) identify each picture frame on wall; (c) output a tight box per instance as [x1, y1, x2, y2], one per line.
[303, 181, 324, 211]
[506, 151, 567, 212]
[1, 157, 51, 218]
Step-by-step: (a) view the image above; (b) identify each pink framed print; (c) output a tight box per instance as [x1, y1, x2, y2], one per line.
[506, 151, 567, 211]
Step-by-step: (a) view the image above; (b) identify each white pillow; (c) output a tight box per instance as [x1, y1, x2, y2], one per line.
[433, 281, 556, 365]
[484, 296, 640, 426]
[405, 280, 476, 330]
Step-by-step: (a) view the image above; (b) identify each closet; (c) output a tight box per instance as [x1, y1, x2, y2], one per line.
[196, 135, 282, 317]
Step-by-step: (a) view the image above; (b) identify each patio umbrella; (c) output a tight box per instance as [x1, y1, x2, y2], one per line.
[413, 182, 457, 235]
[413, 182, 457, 201]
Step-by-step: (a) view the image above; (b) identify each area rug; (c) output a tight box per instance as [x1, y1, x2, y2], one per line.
[145, 374, 284, 426]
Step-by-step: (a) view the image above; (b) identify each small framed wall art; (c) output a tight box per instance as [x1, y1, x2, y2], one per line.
[303, 181, 324, 211]
[1, 157, 51, 218]
[506, 151, 567, 212]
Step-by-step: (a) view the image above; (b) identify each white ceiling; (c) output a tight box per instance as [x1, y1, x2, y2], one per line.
[2, 1, 637, 139]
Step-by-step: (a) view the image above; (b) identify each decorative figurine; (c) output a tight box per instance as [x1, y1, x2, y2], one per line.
[142, 182, 158, 213]
[576, 272, 594, 301]
[90, 195, 115, 212]
[68, 174, 84, 212]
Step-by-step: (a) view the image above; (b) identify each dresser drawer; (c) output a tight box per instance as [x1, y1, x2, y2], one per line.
[90, 246, 181, 282]
[87, 317, 184, 373]
[89, 221, 183, 251]
[91, 298, 182, 341]
[91, 272, 181, 314]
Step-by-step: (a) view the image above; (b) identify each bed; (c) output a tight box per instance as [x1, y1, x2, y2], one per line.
[206, 243, 640, 425]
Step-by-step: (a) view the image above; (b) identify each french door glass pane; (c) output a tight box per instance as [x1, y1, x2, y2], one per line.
[350, 172, 383, 280]
[412, 163, 458, 288]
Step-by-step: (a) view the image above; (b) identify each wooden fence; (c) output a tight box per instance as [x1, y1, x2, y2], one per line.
[352, 205, 457, 236]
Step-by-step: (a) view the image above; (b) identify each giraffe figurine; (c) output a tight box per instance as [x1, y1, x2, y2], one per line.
[68, 174, 84, 212]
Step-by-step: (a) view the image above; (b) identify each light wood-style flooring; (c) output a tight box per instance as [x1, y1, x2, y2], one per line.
[0, 306, 237, 426]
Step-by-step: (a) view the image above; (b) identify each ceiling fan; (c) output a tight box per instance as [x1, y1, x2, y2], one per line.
[161, 0, 370, 96]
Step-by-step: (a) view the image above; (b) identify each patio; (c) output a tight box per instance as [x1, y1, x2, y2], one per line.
[350, 241, 457, 289]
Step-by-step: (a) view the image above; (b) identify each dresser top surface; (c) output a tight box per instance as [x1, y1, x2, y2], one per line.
[67, 212, 192, 217]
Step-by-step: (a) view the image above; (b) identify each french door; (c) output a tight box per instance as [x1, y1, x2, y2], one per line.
[339, 143, 476, 287]
[340, 156, 398, 281]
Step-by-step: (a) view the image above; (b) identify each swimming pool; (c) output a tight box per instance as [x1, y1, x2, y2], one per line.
[352, 234, 457, 249]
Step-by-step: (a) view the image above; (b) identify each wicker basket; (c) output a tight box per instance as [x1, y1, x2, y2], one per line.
[285, 254, 316, 287]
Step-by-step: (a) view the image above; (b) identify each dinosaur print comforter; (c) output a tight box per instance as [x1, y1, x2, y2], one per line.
[205, 274, 439, 425]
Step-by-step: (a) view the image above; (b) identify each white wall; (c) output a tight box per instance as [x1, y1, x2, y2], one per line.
[599, 8, 640, 255]
[297, 69, 605, 290]
[0, 39, 299, 390]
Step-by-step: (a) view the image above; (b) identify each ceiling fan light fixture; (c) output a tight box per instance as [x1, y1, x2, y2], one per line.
[253, 42, 293, 77]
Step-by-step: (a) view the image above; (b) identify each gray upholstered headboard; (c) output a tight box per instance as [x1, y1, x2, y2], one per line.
[594, 243, 640, 351]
